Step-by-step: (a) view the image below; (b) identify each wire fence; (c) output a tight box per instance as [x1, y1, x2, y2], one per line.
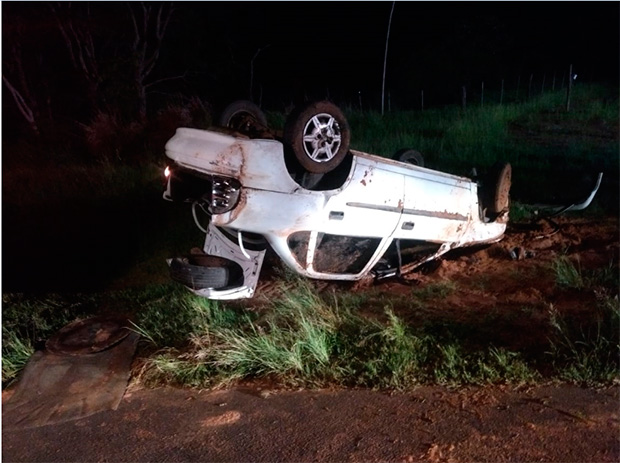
[346, 65, 579, 113]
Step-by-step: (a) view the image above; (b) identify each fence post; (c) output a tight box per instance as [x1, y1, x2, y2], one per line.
[481, 81, 484, 107]
[381, 1, 396, 115]
[462, 86, 467, 110]
[552, 71, 556, 91]
[528, 73, 533, 99]
[541, 73, 546, 94]
[566, 64, 573, 112]
[500, 79, 504, 105]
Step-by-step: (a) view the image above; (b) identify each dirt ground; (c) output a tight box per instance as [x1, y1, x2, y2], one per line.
[2, 383, 618, 462]
[3, 215, 619, 462]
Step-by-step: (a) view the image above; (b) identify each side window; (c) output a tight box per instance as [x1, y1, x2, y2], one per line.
[312, 234, 381, 274]
[288, 231, 311, 267]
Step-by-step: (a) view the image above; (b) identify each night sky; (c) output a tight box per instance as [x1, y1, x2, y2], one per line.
[160, 1, 619, 108]
[3, 1, 619, 119]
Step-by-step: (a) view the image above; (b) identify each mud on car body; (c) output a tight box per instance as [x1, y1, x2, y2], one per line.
[163, 100, 512, 300]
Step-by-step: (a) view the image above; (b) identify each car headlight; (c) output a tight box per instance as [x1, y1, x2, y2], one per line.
[209, 177, 241, 214]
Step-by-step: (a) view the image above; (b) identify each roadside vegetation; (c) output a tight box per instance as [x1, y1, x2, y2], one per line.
[4, 260, 617, 389]
[3, 83, 618, 389]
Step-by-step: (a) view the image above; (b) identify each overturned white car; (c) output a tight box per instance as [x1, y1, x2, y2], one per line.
[163, 100, 511, 300]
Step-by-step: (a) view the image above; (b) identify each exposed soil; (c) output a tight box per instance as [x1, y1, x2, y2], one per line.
[3, 383, 618, 462]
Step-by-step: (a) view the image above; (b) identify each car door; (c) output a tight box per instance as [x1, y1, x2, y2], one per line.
[396, 167, 474, 242]
[304, 154, 405, 277]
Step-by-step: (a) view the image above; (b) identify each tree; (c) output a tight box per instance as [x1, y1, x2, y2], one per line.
[50, 2, 101, 113]
[128, 2, 174, 122]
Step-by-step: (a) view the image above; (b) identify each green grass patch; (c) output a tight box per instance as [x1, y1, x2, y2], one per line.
[553, 255, 619, 291]
[132, 277, 541, 389]
[547, 298, 619, 385]
[412, 280, 457, 300]
[547, 254, 619, 384]
[2, 293, 98, 385]
[4, 272, 618, 389]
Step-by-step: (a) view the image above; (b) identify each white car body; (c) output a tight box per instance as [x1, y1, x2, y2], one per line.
[164, 127, 508, 300]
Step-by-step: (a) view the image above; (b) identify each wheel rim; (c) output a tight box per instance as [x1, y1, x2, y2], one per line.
[302, 113, 342, 163]
[228, 111, 256, 131]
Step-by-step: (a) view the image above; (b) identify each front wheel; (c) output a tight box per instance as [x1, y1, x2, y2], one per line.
[283, 101, 351, 174]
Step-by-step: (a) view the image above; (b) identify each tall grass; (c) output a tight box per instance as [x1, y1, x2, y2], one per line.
[548, 255, 620, 384]
[4, 266, 617, 389]
[133, 276, 540, 389]
[2, 330, 35, 384]
[1, 293, 97, 385]
[547, 299, 619, 385]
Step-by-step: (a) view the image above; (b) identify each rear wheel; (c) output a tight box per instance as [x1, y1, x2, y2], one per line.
[489, 162, 512, 215]
[481, 161, 511, 222]
[394, 149, 424, 167]
[283, 101, 351, 174]
[218, 100, 268, 136]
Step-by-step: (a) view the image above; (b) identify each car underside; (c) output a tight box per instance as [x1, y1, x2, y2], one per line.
[163, 100, 512, 300]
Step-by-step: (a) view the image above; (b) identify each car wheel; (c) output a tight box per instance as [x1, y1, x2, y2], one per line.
[394, 149, 424, 167]
[283, 100, 351, 174]
[169, 255, 238, 290]
[218, 100, 268, 135]
[488, 161, 512, 214]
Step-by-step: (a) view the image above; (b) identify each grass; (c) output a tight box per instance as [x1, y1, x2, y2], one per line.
[128, 276, 571, 389]
[547, 299, 619, 385]
[548, 256, 620, 385]
[553, 255, 619, 291]
[3, 260, 617, 389]
[2, 330, 35, 384]
[1, 292, 97, 386]
[413, 280, 457, 300]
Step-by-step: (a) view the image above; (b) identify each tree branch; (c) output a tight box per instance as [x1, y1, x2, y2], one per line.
[3, 75, 38, 134]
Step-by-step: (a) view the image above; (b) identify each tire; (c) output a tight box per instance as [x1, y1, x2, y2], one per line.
[169, 256, 232, 290]
[394, 149, 424, 167]
[46, 316, 131, 356]
[484, 161, 512, 217]
[283, 100, 351, 174]
[218, 100, 268, 134]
